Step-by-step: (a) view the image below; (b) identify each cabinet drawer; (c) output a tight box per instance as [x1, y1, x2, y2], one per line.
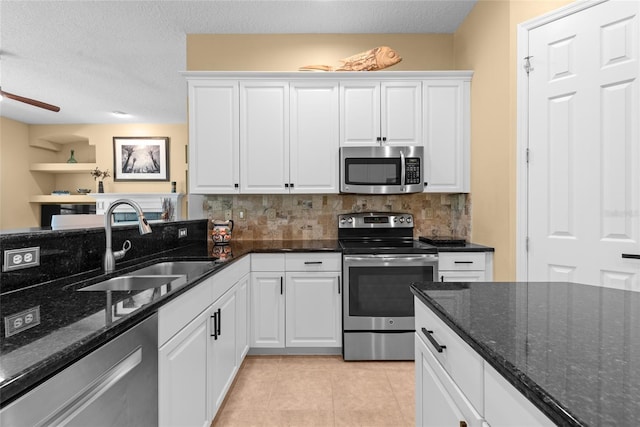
[439, 252, 486, 271]
[251, 253, 285, 271]
[415, 298, 484, 414]
[285, 253, 341, 272]
[158, 276, 212, 346]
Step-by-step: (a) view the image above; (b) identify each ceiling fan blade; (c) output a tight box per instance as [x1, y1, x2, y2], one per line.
[0, 88, 60, 112]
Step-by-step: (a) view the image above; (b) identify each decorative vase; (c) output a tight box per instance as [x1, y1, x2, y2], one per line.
[67, 149, 77, 163]
[98, 181, 104, 193]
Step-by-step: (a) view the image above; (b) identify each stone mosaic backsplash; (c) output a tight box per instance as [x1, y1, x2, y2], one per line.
[201, 193, 471, 241]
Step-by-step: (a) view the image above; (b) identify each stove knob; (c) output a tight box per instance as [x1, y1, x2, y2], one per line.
[347, 217, 353, 224]
[399, 217, 405, 223]
[340, 218, 346, 224]
[406, 217, 412, 223]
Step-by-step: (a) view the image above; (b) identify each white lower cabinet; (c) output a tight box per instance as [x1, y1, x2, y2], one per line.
[415, 333, 484, 427]
[438, 252, 493, 282]
[251, 253, 342, 349]
[484, 364, 555, 427]
[158, 257, 250, 427]
[415, 298, 554, 427]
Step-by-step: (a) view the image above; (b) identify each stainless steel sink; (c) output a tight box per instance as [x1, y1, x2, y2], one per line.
[78, 275, 187, 291]
[124, 261, 217, 281]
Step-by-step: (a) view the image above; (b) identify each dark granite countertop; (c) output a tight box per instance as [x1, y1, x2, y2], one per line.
[0, 239, 340, 407]
[411, 281, 640, 427]
[431, 242, 494, 252]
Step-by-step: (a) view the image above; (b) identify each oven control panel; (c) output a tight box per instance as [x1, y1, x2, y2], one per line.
[338, 212, 414, 228]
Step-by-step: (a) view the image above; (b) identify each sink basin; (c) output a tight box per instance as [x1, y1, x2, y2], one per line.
[79, 275, 187, 292]
[124, 261, 217, 281]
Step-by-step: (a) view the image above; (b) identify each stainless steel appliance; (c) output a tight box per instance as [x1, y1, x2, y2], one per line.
[340, 146, 425, 194]
[339, 212, 438, 360]
[0, 314, 158, 426]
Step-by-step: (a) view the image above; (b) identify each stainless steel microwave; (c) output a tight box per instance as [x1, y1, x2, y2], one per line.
[340, 146, 425, 194]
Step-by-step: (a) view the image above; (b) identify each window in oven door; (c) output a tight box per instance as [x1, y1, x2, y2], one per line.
[347, 262, 436, 318]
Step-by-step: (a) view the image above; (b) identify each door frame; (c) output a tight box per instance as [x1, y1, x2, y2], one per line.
[515, 0, 609, 280]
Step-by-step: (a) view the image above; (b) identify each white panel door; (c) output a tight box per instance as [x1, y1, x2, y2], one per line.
[188, 81, 239, 194]
[340, 81, 381, 146]
[528, 0, 640, 290]
[240, 81, 289, 193]
[250, 272, 285, 347]
[381, 81, 422, 146]
[285, 272, 341, 347]
[290, 81, 340, 193]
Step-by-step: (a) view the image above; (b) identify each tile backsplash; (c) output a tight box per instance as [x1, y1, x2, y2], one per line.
[202, 193, 471, 240]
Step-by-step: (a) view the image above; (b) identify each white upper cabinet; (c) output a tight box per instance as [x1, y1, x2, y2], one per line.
[340, 80, 422, 147]
[188, 80, 240, 194]
[184, 72, 472, 195]
[422, 80, 471, 193]
[289, 81, 340, 193]
[240, 81, 290, 194]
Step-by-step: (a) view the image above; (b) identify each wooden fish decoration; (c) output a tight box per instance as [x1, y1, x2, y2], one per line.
[299, 46, 402, 72]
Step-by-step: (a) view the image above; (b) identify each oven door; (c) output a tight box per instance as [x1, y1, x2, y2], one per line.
[343, 253, 438, 331]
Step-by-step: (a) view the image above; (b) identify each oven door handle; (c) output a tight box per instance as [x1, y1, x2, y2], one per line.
[344, 255, 437, 263]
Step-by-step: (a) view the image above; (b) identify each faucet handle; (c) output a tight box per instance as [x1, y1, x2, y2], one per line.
[113, 240, 132, 261]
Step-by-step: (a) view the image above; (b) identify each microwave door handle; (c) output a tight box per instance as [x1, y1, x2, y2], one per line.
[400, 150, 406, 187]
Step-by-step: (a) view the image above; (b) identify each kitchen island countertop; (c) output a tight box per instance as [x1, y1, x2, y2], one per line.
[411, 281, 640, 426]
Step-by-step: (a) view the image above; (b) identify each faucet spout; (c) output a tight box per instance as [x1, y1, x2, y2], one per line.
[104, 199, 152, 273]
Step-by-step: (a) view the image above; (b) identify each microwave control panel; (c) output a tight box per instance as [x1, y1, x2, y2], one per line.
[405, 158, 421, 184]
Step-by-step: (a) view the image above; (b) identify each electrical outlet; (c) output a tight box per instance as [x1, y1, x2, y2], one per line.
[4, 306, 41, 337]
[266, 208, 276, 220]
[239, 209, 246, 220]
[3, 247, 40, 272]
[178, 228, 188, 238]
[224, 210, 232, 220]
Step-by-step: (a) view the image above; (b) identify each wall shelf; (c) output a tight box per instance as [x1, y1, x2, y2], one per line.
[29, 195, 97, 204]
[30, 163, 98, 173]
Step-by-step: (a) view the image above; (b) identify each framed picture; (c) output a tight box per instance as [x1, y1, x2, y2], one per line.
[113, 137, 170, 181]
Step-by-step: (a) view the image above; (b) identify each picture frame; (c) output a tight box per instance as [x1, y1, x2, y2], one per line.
[113, 136, 170, 181]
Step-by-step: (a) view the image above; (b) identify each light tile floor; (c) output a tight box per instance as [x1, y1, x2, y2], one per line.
[212, 355, 415, 427]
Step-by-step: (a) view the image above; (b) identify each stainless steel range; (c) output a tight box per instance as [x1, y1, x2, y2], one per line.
[339, 212, 438, 360]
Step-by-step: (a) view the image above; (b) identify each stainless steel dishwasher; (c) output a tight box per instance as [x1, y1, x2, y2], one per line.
[0, 314, 158, 426]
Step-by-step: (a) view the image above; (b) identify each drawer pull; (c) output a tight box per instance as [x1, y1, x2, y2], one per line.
[304, 261, 323, 265]
[454, 261, 474, 264]
[622, 253, 640, 260]
[422, 327, 446, 353]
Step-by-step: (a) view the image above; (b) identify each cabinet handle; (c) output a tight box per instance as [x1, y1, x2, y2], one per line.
[376, 136, 382, 142]
[211, 313, 218, 340]
[382, 137, 387, 143]
[454, 261, 474, 264]
[285, 183, 289, 188]
[421, 327, 446, 353]
[338, 281, 341, 294]
[280, 277, 283, 295]
[304, 261, 323, 265]
[216, 308, 221, 336]
[234, 183, 239, 188]
[440, 275, 444, 282]
[290, 183, 294, 188]
[622, 253, 640, 260]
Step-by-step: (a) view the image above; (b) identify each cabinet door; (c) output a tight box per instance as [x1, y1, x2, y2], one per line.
[340, 81, 381, 147]
[250, 272, 285, 347]
[240, 81, 289, 193]
[423, 80, 470, 193]
[235, 273, 250, 361]
[290, 81, 340, 193]
[210, 288, 238, 416]
[285, 272, 342, 347]
[159, 308, 210, 427]
[188, 80, 240, 194]
[381, 81, 422, 146]
[415, 334, 484, 427]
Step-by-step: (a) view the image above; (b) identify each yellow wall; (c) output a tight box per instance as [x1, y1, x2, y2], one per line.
[0, 121, 187, 230]
[453, 0, 573, 280]
[187, 34, 455, 70]
[0, 117, 39, 229]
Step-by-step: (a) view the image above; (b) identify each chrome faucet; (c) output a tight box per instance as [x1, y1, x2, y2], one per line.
[104, 199, 152, 273]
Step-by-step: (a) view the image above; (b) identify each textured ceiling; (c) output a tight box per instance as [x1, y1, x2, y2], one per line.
[0, 1, 476, 125]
